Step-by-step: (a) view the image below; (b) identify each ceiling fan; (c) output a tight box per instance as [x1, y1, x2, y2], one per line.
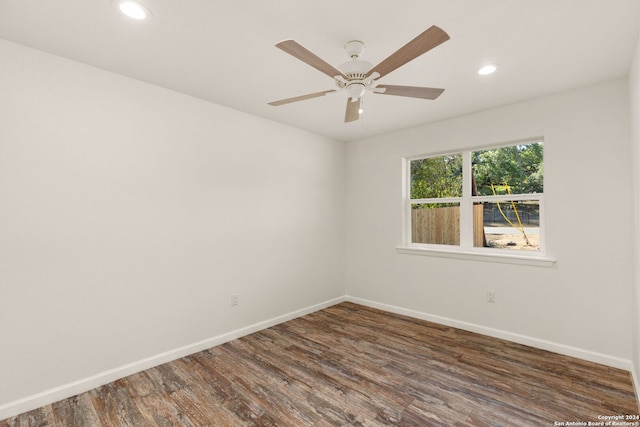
[268, 26, 450, 123]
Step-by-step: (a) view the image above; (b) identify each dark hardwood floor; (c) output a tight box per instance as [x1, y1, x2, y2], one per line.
[1, 302, 638, 426]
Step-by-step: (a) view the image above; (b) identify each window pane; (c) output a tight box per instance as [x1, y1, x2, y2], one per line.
[411, 154, 462, 199]
[473, 201, 540, 251]
[412, 203, 460, 245]
[472, 142, 543, 196]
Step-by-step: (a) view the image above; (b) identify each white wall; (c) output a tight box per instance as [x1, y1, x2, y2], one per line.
[630, 32, 640, 393]
[0, 39, 345, 414]
[345, 79, 633, 366]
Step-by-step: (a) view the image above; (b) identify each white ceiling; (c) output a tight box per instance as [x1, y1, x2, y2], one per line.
[1, 0, 639, 142]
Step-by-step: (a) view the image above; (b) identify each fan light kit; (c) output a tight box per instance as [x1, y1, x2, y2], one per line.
[268, 26, 450, 123]
[113, 0, 152, 20]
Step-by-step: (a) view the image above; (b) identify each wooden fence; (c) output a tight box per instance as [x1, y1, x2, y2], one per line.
[412, 205, 485, 247]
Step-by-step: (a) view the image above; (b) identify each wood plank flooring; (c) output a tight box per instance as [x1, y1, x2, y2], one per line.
[1, 302, 638, 426]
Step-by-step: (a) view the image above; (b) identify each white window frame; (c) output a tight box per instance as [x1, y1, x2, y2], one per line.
[397, 139, 555, 267]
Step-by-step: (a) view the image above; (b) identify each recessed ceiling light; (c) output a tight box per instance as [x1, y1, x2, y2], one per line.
[113, 0, 152, 20]
[478, 64, 498, 75]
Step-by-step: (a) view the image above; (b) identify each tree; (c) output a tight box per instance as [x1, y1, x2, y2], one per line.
[472, 143, 543, 196]
[410, 154, 462, 199]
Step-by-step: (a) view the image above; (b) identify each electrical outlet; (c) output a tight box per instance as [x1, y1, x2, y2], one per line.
[231, 294, 239, 306]
[487, 290, 496, 303]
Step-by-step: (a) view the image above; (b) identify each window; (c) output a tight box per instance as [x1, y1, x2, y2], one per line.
[403, 140, 545, 257]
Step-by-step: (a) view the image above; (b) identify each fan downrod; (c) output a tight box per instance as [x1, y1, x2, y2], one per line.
[344, 40, 365, 59]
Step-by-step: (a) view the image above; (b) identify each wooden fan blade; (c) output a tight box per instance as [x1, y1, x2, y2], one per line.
[375, 85, 444, 100]
[268, 90, 336, 106]
[366, 26, 450, 79]
[344, 98, 361, 123]
[276, 40, 347, 80]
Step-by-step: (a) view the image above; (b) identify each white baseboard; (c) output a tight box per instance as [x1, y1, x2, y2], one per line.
[0, 296, 347, 421]
[346, 296, 633, 371]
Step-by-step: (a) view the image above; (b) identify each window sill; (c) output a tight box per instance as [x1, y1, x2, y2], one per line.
[396, 245, 556, 267]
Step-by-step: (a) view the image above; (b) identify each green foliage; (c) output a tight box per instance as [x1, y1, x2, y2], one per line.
[410, 142, 543, 200]
[472, 143, 543, 196]
[411, 154, 462, 199]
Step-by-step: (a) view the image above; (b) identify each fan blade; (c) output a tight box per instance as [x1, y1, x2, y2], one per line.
[366, 26, 450, 79]
[268, 90, 336, 106]
[344, 98, 361, 123]
[375, 85, 444, 100]
[276, 40, 347, 80]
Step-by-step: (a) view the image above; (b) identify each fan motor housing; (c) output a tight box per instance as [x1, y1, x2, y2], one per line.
[338, 59, 373, 79]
